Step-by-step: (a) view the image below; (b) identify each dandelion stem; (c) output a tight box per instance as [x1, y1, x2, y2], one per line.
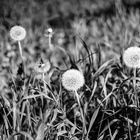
[133, 68, 139, 140]
[18, 41, 26, 75]
[49, 35, 53, 50]
[133, 68, 137, 106]
[74, 90, 86, 139]
[18, 41, 23, 61]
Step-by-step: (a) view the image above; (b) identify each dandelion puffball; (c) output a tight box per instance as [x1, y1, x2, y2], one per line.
[47, 28, 53, 33]
[44, 28, 53, 37]
[10, 25, 26, 41]
[123, 46, 140, 68]
[62, 69, 85, 91]
[34, 61, 51, 74]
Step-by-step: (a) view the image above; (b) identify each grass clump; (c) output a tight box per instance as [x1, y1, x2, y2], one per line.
[1, 1, 140, 140]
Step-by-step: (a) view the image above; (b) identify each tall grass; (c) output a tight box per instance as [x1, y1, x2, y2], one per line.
[1, 1, 140, 140]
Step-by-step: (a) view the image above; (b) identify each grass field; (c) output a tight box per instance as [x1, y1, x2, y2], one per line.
[0, 0, 140, 140]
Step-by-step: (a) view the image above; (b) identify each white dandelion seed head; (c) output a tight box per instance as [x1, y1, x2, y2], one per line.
[62, 69, 85, 91]
[47, 28, 53, 33]
[123, 46, 140, 68]
[44, 28, 54, 37]
[10, 25, 26, 41]
[34, 61, 51, 73]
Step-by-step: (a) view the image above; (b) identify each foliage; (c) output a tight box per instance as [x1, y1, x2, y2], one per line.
[0, 0, 140, 140]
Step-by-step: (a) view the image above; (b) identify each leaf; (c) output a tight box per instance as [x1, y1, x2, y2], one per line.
[35, 121, 45, 140]
[22, 92, 53, 101]
[50, 109, 58, 125]
[93, 59, 115, 79]
[111, 129, 118, 140]
[99, 119, 119, 137]
[71, 136, 80, 140]
[79, 37, 92, 66]
[89, 81, 97, 103]
[68, 53, 79, 70]
[97, 43, 102, 68]
[13, 131, 34, 140]
[98, 134, 104, 140]
[86, 106, 100, 137]
[57, 130, 67, 136]
[13, 102, 16, 131]
[64, 119, 82, 132]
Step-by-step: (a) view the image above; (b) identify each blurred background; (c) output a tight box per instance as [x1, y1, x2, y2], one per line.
[1, 1, 140, 139]
[1, 0, 140, 70]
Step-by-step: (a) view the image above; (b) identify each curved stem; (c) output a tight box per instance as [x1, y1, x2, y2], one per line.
[75, 90, 86, 139]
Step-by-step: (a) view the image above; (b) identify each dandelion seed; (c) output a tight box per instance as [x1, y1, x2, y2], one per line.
[62, 69, 85, 91]
[44, 28, 53, 37]
[44, 28, 54, 50]
[47, 28, 53, 34]
[10, 25, 26, 41]
[34, 61, 51, 74]
[123, 46, 140, 68]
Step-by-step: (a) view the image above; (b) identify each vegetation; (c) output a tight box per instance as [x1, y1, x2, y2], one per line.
[0, 0, 140, 139]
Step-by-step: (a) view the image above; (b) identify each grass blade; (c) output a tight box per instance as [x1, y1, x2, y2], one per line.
[86, 106, 100, 138]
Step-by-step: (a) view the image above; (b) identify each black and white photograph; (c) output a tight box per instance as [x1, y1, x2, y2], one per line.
[0, 0, 140, 139]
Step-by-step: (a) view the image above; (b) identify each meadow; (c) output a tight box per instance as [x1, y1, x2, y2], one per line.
[0, 0, 140, 140]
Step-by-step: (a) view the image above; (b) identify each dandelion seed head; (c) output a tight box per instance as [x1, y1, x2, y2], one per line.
[34, 61, 51, 73]
[44, 28, 53, 37]
[62, 69, 85, 91]
[47, 28, 53, 33]
[10, 25, 26, 41]
[123, 46, 140, 68]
